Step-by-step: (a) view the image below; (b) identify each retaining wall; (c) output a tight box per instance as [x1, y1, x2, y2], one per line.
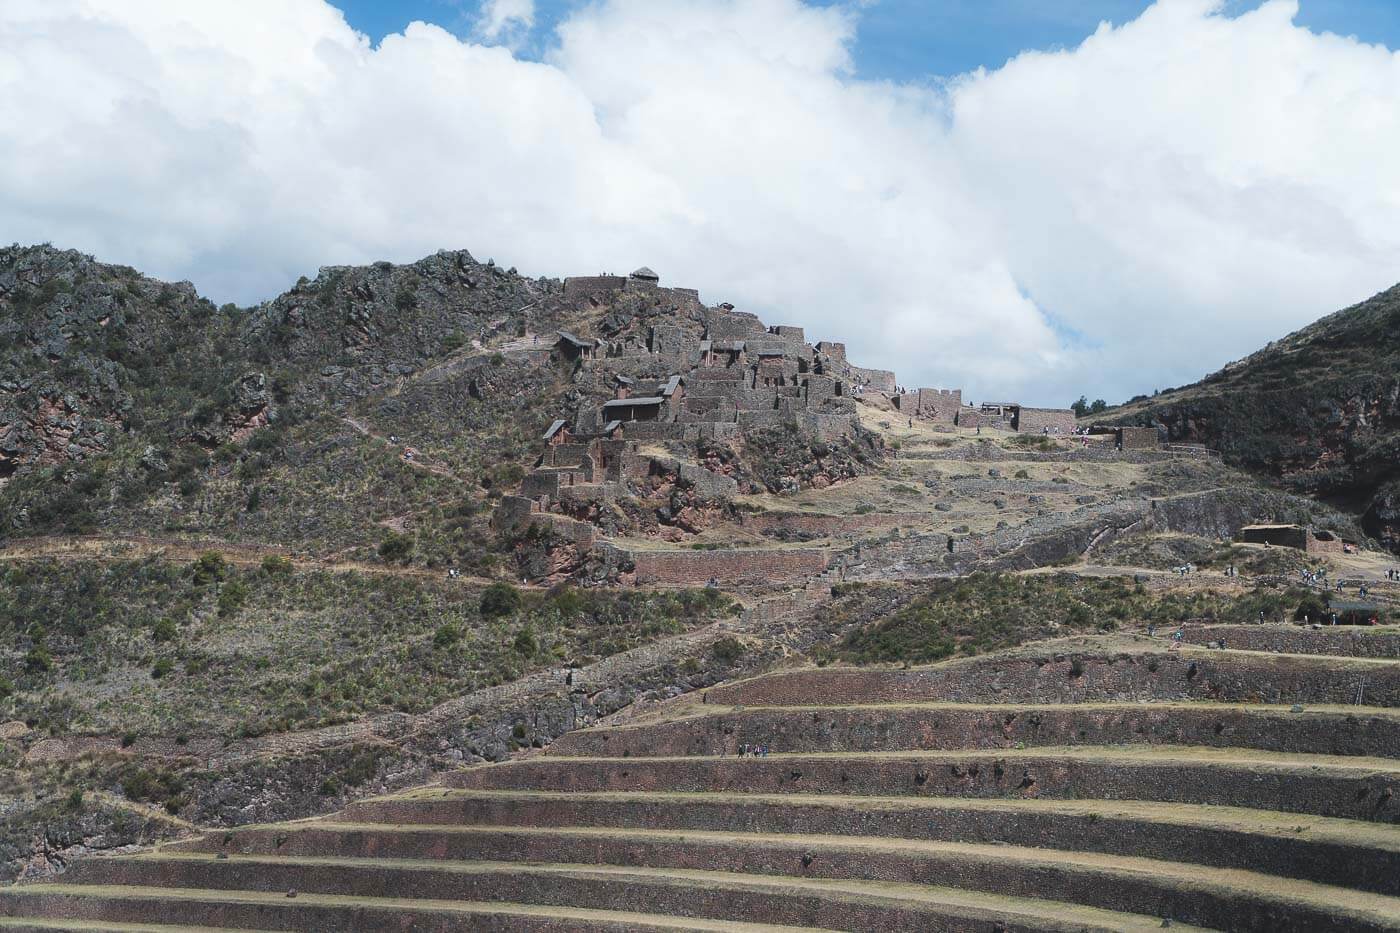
[337, 792, 1400, 897]
[705, 650, 1400, 708]
[629, 548, 830, 586]
[550, 702, 1400, 760]
[448, 752, 1400, 822]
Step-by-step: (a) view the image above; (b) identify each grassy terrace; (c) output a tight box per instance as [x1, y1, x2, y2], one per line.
[0, 557, 734, 739]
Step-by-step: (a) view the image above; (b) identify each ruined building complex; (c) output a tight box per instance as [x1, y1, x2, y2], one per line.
[493, 268, 1080, 583]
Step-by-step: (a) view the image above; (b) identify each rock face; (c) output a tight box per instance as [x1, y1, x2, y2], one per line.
[1100, 283, 1400, 552]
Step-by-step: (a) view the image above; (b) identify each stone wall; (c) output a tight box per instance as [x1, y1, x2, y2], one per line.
[552, 701, 1400, 760]
[704, 309, 767, 339]
[896, 388, 962, 423]
[630, 548, 830, 586]
[849, 366, 896, 393]
[707, 648, 1400, 708]
[1016, 407, 1077, 435]
[1119, 426, 1159, 449]
[563, 275, 627, 300]
[489, 495, 537, 535]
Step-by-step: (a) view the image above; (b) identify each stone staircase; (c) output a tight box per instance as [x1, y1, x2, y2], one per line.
[5, 627, 1400, 931]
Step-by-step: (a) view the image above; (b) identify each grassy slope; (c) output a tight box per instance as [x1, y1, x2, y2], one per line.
[1096, 283, 1400, 547]
[0, 557, 734, 739]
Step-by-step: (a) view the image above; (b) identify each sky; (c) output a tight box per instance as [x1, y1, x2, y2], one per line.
[3, 1, 1400, 406]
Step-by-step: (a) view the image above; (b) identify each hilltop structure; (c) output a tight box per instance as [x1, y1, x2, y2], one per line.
[494, 268, 1078, 577]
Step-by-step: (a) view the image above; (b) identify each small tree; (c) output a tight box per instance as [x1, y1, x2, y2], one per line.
[479, 582, 521, 618]
[191, 551, 227, 585]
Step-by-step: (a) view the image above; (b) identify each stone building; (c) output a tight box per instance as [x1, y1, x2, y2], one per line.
[503, 266, 1083, 582]
[1239, 524, 1345, 554]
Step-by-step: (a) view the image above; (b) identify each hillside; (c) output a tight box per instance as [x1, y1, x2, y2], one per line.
[4, 244, 1399, 930]
[1096, 283, 1400, 550]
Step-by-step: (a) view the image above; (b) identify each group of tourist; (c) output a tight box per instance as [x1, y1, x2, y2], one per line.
[734, 743, 770, 757]
[1299, 567, 1327, 585]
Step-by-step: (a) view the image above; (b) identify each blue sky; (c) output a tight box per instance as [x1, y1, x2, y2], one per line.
[335, 0, 1400, 78]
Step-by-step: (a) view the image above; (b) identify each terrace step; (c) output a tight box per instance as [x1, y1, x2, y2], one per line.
[132, 827, 1400, 931]
[705, 648, 1400, 707]
[1178, 624, 1400, 658]
[0, 922, 273, 933]
[336, 789, 1400, 896]
[549, 700, 1400, 759]
[0, 866, 1210, 933]
[0, 885, 829, 932]
[444, 746, 1400, 822]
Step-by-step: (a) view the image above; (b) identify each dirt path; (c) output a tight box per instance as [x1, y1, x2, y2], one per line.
[340, 416, 467, 484]
[0, 534, 511, 587]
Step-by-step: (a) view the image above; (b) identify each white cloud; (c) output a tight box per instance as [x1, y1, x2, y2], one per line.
[1, 0, 1397, 404]
[476, 0, 535, 43]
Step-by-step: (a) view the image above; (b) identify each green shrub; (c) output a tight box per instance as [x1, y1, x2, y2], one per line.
[0, 676, 13, 699]
[480, 582, 521, 618]
[512, 629, 538, 657]
[378, 531, 414, 563]
[151, 617, 178, 643]
[218, 579, 250, 617]
[191, 551, 227, 585]
[711, 636, 745, 664]
[261, 554, 293, 575]
[151, 658, 174, 679]
[24, 645, 52, 674]
[433, 624, 462, 649]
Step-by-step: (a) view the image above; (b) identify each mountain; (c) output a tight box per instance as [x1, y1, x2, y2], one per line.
[1097, 283, 1400, 552]
[0, 243, 572, 564]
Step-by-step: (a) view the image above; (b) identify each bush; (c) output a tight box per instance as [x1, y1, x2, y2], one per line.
[24, 645, 52, 674]
[378, 532, 414, 563]
[433, 624, 462, 649]
[711, 636, 745, 664]
[0, 676, 13, 699]
[151, 617, 178, 643]
[512, 629, 538, 657]
[218, 579, 250, 617]
[480, 582, 521, 618]
[191, 551, 227, 585]
[261, 554, 293, 575]
[151, 658, 174, 679]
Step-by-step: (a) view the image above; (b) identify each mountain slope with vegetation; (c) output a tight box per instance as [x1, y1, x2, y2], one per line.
[1097, 283, 1400, 550]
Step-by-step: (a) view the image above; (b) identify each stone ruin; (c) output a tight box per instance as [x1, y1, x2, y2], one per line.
[492, 268, 1080, 582]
